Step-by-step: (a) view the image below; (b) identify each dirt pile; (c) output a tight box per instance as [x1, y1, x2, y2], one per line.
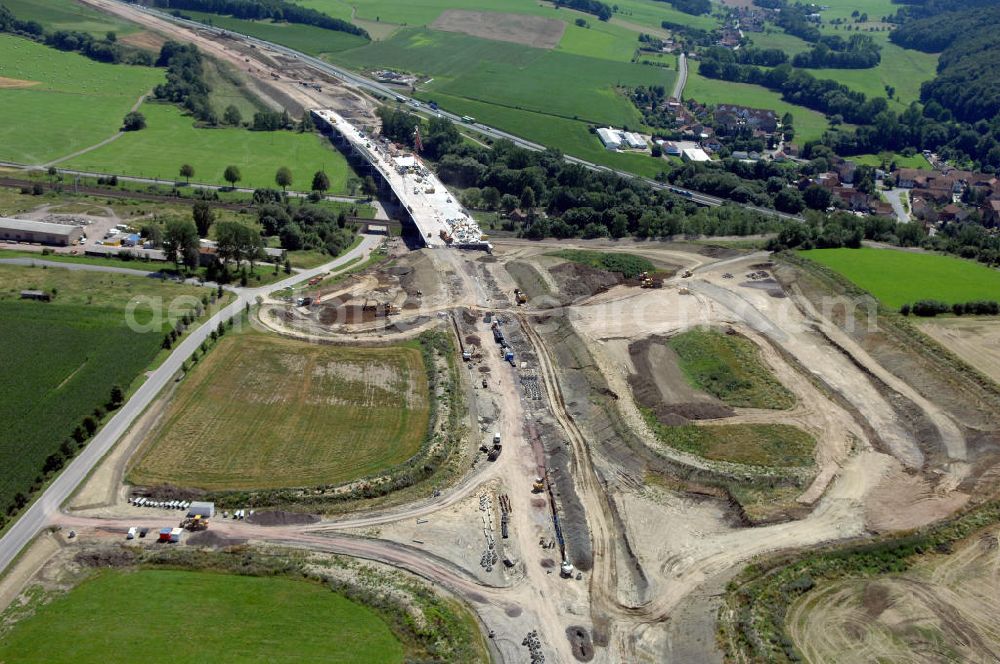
[247, 510, 320, 526]
[627, 337, 734, 424]
[550, 263, 622, 301]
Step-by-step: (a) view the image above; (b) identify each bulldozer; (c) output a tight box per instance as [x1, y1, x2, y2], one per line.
[513, 289, 528, 305]
[180, 515, 208, 532]
[531, 477, 545, 493]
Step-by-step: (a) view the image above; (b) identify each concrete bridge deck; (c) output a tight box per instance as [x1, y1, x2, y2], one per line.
[312, 109, 488, 250]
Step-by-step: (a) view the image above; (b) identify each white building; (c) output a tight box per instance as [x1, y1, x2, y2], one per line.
[623, 132, 647, 149]
[681, 147, 711, 162]
[596, 127, 622, 150]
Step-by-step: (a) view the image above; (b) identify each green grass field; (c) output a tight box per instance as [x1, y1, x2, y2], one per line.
[0, 34, 163, 165]
[184, 10, 369, 56]
[1, 0, 139, 36]
[548, 249, 655, 278]
[647, 420, 816, 467]
[684, 65, 830, 143]
[0, 264, 205, 510]
[669, 329, 796, 409]
[130, 330, 430, 491]
[848, 152, 930, 170]
[64, 102, 353, 191]
[336, 28, 673, 128]
[799, 247, 1000, 309]
[0, 570, 404, 663]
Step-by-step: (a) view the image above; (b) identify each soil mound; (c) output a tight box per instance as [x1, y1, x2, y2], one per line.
[247, 510, 320, 526]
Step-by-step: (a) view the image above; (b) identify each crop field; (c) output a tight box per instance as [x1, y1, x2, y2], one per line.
[183, 10, 369, 56]
[799, 247, 1000, 309]
[669, 329, 796, 409]
[1, 0, 139, 36]
[336, 28, 673, 128]
[786, 524, 1000, 664]
[130, 331, 430, 491]
[0, 265, 205, 511]
[0, 34, 164, 165]
[64, 103, 353, 191]
[647, 419, 816, 467]
[684, 65, 830, 143]
[0, 570, 404, 663]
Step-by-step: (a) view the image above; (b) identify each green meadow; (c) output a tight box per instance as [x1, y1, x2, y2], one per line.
[0, 34, 163, 164]
[684, 64, 831, 143]
[0, 570, 404, 663]
[65, 102, 354, 190]
[183, 10, 369, 55]
[335, 28, 674, 127]
[1, 0, 139, 36]
[799, 247, 1000, 309]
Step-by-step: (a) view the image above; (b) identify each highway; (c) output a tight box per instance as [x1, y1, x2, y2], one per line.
[0, 234, 380, 575]
[123, 3, 803, 223]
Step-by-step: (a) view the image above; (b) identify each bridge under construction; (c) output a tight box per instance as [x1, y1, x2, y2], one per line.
[312, 109, 490, 250]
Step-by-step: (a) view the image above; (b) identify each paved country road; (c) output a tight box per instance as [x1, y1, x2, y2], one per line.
[671, 53, 687, 101]
[0, 234, 380, 575]
[0, 257, 160, 277]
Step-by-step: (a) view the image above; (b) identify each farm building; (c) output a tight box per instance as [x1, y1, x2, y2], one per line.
[0, 217, 82, 246]
[682, 148, 711, 162]
[596, 127, 622, 150]
[622, 132, 647, 149]
[186, 501, 215, 519]
[597, 128, 647, 151]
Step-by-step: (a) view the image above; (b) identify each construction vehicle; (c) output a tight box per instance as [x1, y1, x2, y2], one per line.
[532, 477, 545, 493]
[487, 443, 502, 461]
[180, 515, 208, 532]
[482, 377, 488, 388]
[681, 269, 693, 278]
[513, 289, 527, 305]
[308, 277, 321, 286]
[560, 560, 575, 578]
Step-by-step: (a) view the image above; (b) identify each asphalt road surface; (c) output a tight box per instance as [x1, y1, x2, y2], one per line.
[0, 234, 380, 575]
[671, 53, 687, 101]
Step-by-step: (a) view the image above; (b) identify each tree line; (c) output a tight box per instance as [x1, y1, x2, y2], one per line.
[656, 0, 711, 16]
[891, 4, 1000, 124]
[553, 0, 612, 21]
[140, 0, 368, 38]
[791, 34, 881, 69]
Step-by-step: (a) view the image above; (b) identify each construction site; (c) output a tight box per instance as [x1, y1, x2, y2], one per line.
[3, 3, 1000, 664]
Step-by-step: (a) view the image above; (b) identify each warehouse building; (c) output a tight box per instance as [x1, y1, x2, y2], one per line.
[596, 127, 622, 150]
[681, 147, 711, 163]
[0, 217, 82, 246]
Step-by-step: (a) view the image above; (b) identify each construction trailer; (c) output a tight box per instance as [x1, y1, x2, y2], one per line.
[187, 501, 215, 519]
[169, 528, 183, 543]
